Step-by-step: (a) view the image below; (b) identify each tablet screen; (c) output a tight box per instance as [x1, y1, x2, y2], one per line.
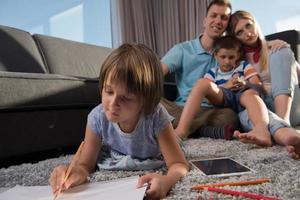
[190, 157, 253, 177]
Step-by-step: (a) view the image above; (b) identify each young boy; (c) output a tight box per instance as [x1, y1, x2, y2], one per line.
[175, 35, 273, 146]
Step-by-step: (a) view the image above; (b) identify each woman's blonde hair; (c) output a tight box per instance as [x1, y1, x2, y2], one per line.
[99, 43, 163, 115]
[227, 10, 269, 72]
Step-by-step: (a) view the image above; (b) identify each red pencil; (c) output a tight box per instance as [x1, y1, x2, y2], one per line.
[206, 187, 281, 200]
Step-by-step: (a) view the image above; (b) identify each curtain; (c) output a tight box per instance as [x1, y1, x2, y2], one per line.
[111, 0, 212, 57]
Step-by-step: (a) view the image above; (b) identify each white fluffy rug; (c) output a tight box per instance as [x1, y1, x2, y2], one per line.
[1, 138, 300, 199]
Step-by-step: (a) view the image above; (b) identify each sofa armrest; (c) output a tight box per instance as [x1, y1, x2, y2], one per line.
[163, 71, 177, 101]
[163, 81, 177, 101]
[265, 30, 300, 62]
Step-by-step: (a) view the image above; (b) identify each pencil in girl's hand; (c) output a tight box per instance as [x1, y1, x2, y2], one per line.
[191, 178, 271, 190]
[53, 141, 85, 200]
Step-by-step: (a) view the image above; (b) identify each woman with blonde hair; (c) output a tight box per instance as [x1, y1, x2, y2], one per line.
[226, 10, 300, 159]
[227, 10, 300, 127]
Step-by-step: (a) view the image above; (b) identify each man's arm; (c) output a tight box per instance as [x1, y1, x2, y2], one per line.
[161, 63, 170, 76]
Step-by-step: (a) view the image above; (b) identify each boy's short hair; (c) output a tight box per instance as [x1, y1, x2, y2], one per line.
[206, 0, 232, 16]
[214, 35, 242, 53]
[99, 43, 163, 115]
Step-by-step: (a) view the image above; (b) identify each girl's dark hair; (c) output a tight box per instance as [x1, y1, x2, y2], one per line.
[99, 43, 163, 115]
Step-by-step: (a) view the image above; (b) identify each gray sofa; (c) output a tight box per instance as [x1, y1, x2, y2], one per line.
[0, 25, 113, 161]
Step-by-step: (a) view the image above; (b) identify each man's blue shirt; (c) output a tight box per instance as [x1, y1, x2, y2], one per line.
[161, 35, 217, 105]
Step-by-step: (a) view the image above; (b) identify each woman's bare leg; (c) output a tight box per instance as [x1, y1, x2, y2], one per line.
[274, 95, 292, 125]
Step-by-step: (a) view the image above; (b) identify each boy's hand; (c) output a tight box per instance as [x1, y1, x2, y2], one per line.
[223, 78, 235, 89]
[235, 77, 246, 86]
[137, 173, 169, 200]
[223, 77, 245, 90]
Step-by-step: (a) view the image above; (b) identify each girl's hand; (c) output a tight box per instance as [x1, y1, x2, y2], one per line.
[49, 164, 88, 193]
[267, 39, 290, 52]
[137, 173, 169, 200]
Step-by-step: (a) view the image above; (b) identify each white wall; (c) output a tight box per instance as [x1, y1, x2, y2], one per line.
[0, 0, 112, 47]
[231, 0, 300, 35]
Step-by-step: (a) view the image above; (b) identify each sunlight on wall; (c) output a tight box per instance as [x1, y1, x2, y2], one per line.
[50, 5, 83, 42]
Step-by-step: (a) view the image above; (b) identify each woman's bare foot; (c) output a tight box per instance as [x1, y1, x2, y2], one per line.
[273, 127, 300, 160]
[285, 134, 300, 160]
[286, 145, 300, 160]
[233, 125, 272, 147]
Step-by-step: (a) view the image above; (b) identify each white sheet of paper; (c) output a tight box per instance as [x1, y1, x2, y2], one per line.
[0, 176, 146, 200]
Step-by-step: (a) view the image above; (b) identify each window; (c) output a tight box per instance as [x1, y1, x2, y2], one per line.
[0, 0, 112, 47]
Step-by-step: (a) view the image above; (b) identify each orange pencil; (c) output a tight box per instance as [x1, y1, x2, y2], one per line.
[191, 178, 271, 190]
[53, 141, 85, 200]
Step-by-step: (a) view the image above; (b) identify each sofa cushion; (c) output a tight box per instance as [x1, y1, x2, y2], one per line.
[33, 34, 113, 78]
[0, 25, 47, 73]
[0, 71, 100, 110]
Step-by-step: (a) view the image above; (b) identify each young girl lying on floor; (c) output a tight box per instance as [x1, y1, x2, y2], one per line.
[49, 43, 189, 200]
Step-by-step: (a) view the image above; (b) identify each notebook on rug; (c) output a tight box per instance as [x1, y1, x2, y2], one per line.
[0, 176, 146, 200]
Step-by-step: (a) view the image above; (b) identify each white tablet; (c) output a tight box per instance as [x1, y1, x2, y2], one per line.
[190, 157, 254, 177]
